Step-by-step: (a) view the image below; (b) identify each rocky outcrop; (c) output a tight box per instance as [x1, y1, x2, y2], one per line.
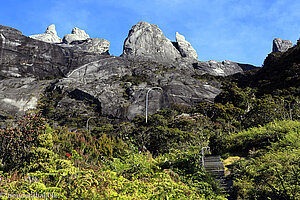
[29, 25, 109, 54]
[63, 27, 90, 44]
[59, 38, 110, 55]
[0, 25, 105, 79]
[0, 23, 257, 126]
[272, 38, 293, 53]
[175, 32, 198, 60]
[52, 56, 221, 121]
[121, 21, 255, 76]
[193, 60, 252, 76]
[30, 24, 62, 43]
[122, 21, 181, 62]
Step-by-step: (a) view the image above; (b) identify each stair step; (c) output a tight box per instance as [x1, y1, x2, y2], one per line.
[204, 165, 224, 168]
[205, 166, 224, 169]
[203, 154, 233, 197]
[205, 165, 224, 167]
[204, 159, 221, 161]
[204, 162, 223, 164]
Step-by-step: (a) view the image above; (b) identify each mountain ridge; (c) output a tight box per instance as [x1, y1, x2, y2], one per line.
[2, 22, 291, 127]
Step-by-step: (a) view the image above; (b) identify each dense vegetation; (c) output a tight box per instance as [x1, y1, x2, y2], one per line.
[0, 41, 300, 199]
[0, 113, 226, 199]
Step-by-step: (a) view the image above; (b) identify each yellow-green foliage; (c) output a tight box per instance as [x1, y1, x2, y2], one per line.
[227, 120, 300, 199]
[37, 124, 53, 148]
[0, 114, 226, 200]
[232, 149, 300, 200]
[0, 152, 226, 200]
[96, 133, 113, 157]
[221, 120, 300, 155]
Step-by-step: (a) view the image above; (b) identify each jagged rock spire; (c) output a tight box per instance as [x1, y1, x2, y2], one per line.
[29, 24, 62, 43]
[122, 21, 181, 62]
[175, 32, 198, 60]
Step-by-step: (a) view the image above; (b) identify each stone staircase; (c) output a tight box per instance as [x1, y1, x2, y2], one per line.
[201, 148, 233, 198]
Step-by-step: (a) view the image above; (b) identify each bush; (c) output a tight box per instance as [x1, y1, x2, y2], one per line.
[0, 113, 53, 172]
[231, 149, 300, 200]
[218, 120, 300, 156]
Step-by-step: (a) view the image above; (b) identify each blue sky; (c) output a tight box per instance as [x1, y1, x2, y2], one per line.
[1, 0, 300, 66]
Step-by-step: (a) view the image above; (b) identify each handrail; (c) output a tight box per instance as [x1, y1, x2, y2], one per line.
[86, 117, 96, 131]
[145, 87, 163, 123]
[201, 146, 210, 168]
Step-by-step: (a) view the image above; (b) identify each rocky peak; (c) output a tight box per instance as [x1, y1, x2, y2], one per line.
[175, 32, 198, 60]
[59, 26, 109, 55]
[122, 21, 181, 62]
[272, 38, 293, 53]
[45, 24, 57, 35]
[29, 24, 62, 43]
[63, 27, 90, 44]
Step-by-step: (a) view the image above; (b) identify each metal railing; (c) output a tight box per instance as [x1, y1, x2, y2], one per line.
[145, 87, 163, 123]
[201, 146, 210, 168]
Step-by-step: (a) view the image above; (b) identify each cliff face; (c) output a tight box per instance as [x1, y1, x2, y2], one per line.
[0, 23, 256, 127]
[0, 25, 108, 79]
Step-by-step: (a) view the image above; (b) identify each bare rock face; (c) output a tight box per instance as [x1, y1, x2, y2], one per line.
[63, 27, 90, 44]
[29, 25, 109, 55]
[194, 60, 247, 76]
[272, 38, 293, 52]
[0, 24, 257, 126]
[175, 32, 198, 60]
[122, 21, 181, 62]
[0, 78, 50, 120]
[29, 24, 62, 43]
[0, 25, 105, 79]
[53, 57, 222, 121]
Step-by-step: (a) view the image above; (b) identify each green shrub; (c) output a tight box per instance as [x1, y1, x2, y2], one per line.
[0, 113, 54, 173]
[231, 149, 300, 200]
[218, 120, 300, 155]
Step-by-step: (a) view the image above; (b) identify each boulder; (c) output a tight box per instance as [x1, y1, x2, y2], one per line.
[63, 27, 90, 44]
[29, 24, 62, 43]
[175, 32, 198, 60]
[122, 21, 181, 62]
[272, 38, 293, 52]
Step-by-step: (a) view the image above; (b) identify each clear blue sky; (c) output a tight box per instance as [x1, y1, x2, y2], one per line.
[1, 0, 300, 66]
